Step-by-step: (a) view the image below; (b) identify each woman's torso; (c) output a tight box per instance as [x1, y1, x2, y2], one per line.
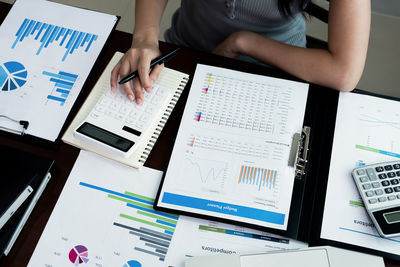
[165, 0, 307, 53]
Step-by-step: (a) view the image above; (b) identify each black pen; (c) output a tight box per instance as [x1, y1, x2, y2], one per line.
[118, 47, 180, 84]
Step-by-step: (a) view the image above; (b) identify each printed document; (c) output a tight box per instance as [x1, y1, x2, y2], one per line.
[29, 151, 172, 266]
[29, 150, 308, 266]
[0, 0, 117, 141]
[165, 215, 307, 267]
[185, 246, 384, 267]
[321, 92, 400, 255]
[157, 64, 309, 230]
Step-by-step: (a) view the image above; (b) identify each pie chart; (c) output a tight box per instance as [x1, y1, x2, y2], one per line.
[68, 245, 89, 265]
[123, 260, 142, 267]
[0, 61, 27, 91]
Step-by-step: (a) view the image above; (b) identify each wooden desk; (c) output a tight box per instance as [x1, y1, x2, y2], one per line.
[0, 2, 398, 266]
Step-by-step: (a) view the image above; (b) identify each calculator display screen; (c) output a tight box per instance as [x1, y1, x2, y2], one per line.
[384, 211, 400, 224]
[77, 122, 134, 152]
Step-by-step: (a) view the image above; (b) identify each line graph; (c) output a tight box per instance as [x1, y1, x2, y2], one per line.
[359, 114, 400, 130]
[356, 107, 400, 160]
[183, 157, 228, 190]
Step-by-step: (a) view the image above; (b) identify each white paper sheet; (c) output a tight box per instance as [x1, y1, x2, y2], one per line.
[240, 246, 384, 267]
[0, 0, 117, 141]
[165, 215, 307, 267]
[158, 64, 309, 230]
[28, 150, 306, 267]
[321, 92, 400, 255]
[185, 246, 384, 267]
[240, 249, 330, 267]
[28, 151, 171, 266]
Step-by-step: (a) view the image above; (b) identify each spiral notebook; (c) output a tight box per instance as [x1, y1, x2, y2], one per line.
[62, 51, 189, 168]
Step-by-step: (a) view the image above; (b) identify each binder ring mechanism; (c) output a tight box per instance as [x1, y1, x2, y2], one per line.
[0, 115, 29, 135]
[290, 126, 311, 180]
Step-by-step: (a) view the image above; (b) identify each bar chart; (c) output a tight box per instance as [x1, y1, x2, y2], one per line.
[12, 18, 98, 62]
[28, 152, 172, 266]
[79, 182, 178, 262]
[238, 165, 277, 190]
[43, 70, 78, 106]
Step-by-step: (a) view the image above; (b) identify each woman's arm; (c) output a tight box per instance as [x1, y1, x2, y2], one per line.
[213, 0, 371, 91]
[110, 0, 168, 104]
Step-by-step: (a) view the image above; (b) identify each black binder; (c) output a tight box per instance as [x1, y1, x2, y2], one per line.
[0, 145, 54, 258]
[154, 61, 400, 261]
[308, 89, 400, 261]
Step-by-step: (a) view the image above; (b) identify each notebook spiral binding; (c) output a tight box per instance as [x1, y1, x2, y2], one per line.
[138, 77, 189, 164]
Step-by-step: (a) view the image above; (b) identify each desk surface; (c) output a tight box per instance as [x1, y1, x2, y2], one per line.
[0, 2, 398, 266]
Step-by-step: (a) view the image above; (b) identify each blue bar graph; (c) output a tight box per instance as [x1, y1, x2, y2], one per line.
[238, 165, 277, 191]
[156, 220, 176, 228]
[49, 78, 74, 86]
[56, 89, 70, 95]
[126, 203, 179, 221]
[12, 18, 99, 62]
[164, 230, 174, 235]
[79, 182, 178, 262]
[43, 70, 78, 106]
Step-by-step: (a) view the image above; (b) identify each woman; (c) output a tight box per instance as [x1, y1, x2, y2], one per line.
[111, 0, 370, 104]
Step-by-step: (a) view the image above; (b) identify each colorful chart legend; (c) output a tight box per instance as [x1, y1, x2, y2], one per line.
[79, 182, 178, 262]
[194, 112, 202, 122]
[12, 18, 98, 61]
[238, 166, 277, 190]
[188, 137, 195, 147]
[68, 245, 89, 265]
[43, 70, 78, 106]
[0, 61, 27, 91]
[199, 224, 289, 243]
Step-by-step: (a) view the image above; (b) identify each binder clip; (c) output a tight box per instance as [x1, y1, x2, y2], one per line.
[293, 126, 311, 180]
[0, 115, 29, 135]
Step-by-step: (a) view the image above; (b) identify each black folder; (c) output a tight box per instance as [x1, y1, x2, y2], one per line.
[0, 145, 54, 258]
[154, 61, 400, 261]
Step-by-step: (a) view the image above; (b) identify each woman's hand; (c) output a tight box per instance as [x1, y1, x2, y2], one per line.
[110, 41, 163, 105]
[213, 31, 252, 59]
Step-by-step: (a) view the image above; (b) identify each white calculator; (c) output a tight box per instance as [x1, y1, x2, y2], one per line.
[352, 161, 400, 238]
[74, 83, 170, 158]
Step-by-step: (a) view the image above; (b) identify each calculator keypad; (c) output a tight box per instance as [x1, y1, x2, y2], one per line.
[90, 84, 170, 132]
[354, 162, 400, 207]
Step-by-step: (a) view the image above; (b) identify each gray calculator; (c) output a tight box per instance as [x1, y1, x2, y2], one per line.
[352, 161, 400, 238]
